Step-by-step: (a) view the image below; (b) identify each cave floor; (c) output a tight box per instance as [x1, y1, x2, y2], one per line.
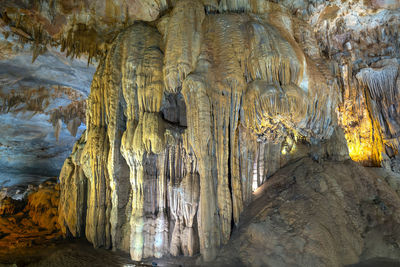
[0, 238, 196, 267]
[1, 239, 399, 267]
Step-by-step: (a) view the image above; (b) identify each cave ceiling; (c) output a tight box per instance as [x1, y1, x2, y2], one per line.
[0, 28, 95, 187]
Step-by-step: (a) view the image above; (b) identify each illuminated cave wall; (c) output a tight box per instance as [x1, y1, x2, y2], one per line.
[57, 1, 346, 262]
[338, 60, 400, 167]
[0, 36, 94, 186]
[313, 1, 400, 167]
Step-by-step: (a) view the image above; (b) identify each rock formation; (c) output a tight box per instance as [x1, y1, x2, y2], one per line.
[214, 157, 400, 266]
[0, 0, 399, 266]
[0, 181, 61, 250]
[57, 1, 342, 262]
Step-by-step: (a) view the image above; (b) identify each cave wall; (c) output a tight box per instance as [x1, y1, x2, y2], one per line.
[57, 1, 346, 262]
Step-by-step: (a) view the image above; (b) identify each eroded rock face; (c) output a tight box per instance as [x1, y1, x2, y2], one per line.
[306, 1, 400, 167]
[214, 157, 400, 267]
[1, 0, 399, 167]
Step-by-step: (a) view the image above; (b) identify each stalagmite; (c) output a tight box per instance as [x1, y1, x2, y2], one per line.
[77, 58, 112, 249]
[58, 133, 87, 237]
[82, 126, 111, 248]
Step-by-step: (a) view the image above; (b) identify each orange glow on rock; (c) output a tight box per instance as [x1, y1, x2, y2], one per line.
[0, 181, 61, 250]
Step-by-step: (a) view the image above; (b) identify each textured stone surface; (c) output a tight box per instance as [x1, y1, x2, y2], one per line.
[0, 181, 61, 250]
[0, 0, 398, 181]
[214, 158, 400, 267]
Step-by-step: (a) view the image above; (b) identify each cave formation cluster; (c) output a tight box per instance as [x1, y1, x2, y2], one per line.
[58, 0, 343, 262]
[1, 0, 397, 264]
[0, 0, 400, 266]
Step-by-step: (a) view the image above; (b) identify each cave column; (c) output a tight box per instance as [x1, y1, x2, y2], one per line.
[182, 75, 220, 261]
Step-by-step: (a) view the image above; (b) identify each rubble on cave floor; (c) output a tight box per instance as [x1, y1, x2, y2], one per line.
[0, 180, 61, 251]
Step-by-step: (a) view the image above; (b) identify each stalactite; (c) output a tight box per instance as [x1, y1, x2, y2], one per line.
[201, 13, 249, 230]
[242, 81, 308, 142]
[356, 61, 398, 102]
[0, 86, 86, 133]
[182, 74, 221, 261]
[218, 0, 252, 12]
[356, 60, 400, 152]
[339, 59, 399, 166]
[245, 21, 302, 85]
[163, 0, 205, 93]
[60, 22, 104, 64]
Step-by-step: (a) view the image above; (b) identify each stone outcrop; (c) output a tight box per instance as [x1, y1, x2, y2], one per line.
[214, 157, 400, 266]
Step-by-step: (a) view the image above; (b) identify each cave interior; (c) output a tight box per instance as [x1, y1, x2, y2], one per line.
[1, 0, 400, 266]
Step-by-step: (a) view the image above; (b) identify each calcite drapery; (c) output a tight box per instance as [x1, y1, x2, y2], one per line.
[163, 0, 205, 93]
[59, 1, 339, 262]
[338, 59, 400, 167]
[58, 133, 87, 238]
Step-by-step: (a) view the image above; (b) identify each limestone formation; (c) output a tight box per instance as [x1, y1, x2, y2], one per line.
[58, 133, 87, 238]
[163, 0, 205, 93]
[0, 0, 399, 265]
[57, 2, 341, 263]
